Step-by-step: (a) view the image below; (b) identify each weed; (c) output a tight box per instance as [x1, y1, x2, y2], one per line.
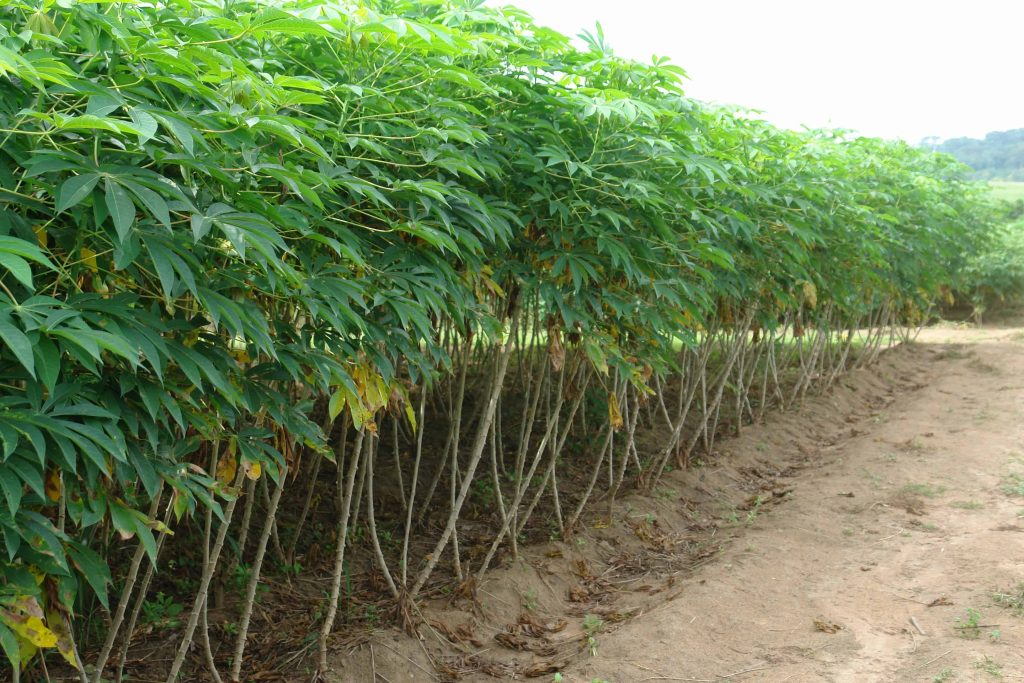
[902, 483, 946, 498]
[755, 441, 767, 452]
[472, 478, 495, 506]
[745, 495, 766, 524]
[521, 588, 539, 612]
[230, 562, 252, 591]
[582, 613, 605, 637]
[973, 655, 1003, 678]
[842, 527, 854, 537]
[279, 561, 303, 576]
[989, 628, 1001, 642]
[581, 614, 604, 658]
[1001, 473, 1024, 497]
[903, 437, 927, 452]
[968, 358, 999, 374]
[950, 500, 984, 510]
[931, 668, 954, 682]
[954, 607, 983, 638]
[992, 583, 1024, 616]
[142, 592, 184, 630]
[656, 487, 678, 501]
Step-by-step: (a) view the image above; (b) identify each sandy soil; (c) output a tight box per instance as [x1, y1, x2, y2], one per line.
[563, 324, 1024, 683]
[333, 324, 1024, 683]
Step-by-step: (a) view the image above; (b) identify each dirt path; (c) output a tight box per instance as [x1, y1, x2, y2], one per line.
[563, 325, 1024, 683]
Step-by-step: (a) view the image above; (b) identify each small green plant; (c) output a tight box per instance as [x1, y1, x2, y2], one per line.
[582, 613, 604, 656]
[989, 628, 1001, 641]
[521, 588, 539, 612]
[974, 655, 1003, 678]
[279, 561, 303, 576]
[931, 667, 954, 682]
[230, 563, 252, 591]
[745, 495, 766, 524]
[902, 483, 946, 498]
[656, 487, 678, 501]
[552, 674, 563, 683]
[954, 607, 983, 638]
[992, 583, 1024, 615]
[1001, 473, 1024, 497]
[582, 613, 604, 636]
[141, 592, 184, 630]
[950, 500, 984, 510]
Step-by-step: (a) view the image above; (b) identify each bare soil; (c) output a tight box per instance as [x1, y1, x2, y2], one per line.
[332, 324, 1024, 683]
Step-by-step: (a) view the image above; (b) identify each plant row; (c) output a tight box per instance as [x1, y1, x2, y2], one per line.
[0, 0, 993, 678]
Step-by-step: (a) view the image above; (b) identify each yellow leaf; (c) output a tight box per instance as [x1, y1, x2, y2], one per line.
[45, 610, 77, 668]
[241, 458, 261, 481]
[44, 469, 61, 502]
[802, 281, 817, 309]
[0, 610, 58, 648]
[403, 396, 417, 432]
[80, 247, 98, 273]
[33, 225, 47, 248]
[215, 456, 237, 486]
[328, 388, 347, 421]
[608, 392, 623, 431]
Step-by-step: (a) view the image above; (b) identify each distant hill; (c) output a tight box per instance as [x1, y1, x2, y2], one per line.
[923, 129, 1024, 181]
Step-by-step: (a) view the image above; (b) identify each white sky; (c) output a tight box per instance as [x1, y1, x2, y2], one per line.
[490, 0, 1024, 142]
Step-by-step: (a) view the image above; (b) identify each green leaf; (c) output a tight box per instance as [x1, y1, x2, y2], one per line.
[55, 173, 100, 212]
[33, 335, 60, 391]
[0, 313, 34, 377]
[0, 252, 33, 290]
[121, 180, 170, 228]
[0, 469, 22, 516]
[0, 621, 19, 669]
[105, 180, 135, 242]
[0, 236, 56, 270]
[66, 543, 111, 609]
[128, 108, 158, 145]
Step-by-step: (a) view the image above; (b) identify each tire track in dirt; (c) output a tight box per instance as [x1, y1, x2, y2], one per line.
[564, 325, 1024, 683]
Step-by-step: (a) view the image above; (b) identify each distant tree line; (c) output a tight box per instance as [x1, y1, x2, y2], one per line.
[923, 129, 1024, 180]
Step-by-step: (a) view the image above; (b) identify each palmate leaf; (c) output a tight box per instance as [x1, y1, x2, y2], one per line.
[55, 173, 100, 212]
[105, 180, 135, 242]
[0, 313, 34, 377]
[0, 0, 997, 670]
